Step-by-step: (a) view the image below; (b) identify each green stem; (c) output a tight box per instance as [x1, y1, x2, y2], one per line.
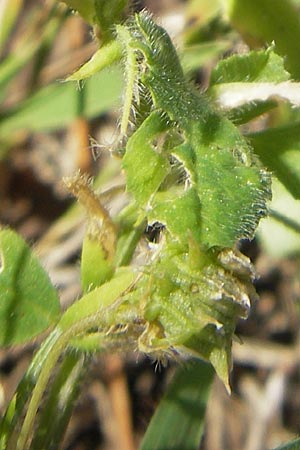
[114, 220, 146, 267]
[15, 309, 118, 450]
[269, 208, 300, 234]
[115, 24, 139, 136]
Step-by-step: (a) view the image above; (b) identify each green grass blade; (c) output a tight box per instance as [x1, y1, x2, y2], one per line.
[0, 67, 123, 141]
[0, 9, 65, 97]
[226, 0, 300, 79]
[249, 122, 300, 199]
[140, 360, 214, 450]
[270, 209, 300, 234]
[0, 329, 62, 449]
[0, 0, 24, 50]
[180, 41, 231, 73]
[30, 353, 86, 450]
[257, 179, 300, 257]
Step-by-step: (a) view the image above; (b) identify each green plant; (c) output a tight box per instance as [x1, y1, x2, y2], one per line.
[1, 1, 300, 449]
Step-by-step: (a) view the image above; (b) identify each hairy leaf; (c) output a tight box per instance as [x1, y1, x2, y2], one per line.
[123, 111, 170, 206]
[209, 47, 293, 122]
[122, 12, 271, 248]
[210, 48, 290, 85]
[132, 242, 256, 388]
[119, 12, 270, 385]
[226, 100, 277, 125]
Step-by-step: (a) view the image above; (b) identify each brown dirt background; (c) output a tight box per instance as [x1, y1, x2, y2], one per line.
[0, 1, 300, 449]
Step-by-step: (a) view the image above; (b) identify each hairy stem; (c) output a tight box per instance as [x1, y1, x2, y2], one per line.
[116, 24, 139, 136]
[15, 309, 121, 450]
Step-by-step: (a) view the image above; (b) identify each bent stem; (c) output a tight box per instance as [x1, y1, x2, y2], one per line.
[14, 309, 125, 450]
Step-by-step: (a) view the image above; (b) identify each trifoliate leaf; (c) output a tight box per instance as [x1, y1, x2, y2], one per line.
[123, 13, 272, 248]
